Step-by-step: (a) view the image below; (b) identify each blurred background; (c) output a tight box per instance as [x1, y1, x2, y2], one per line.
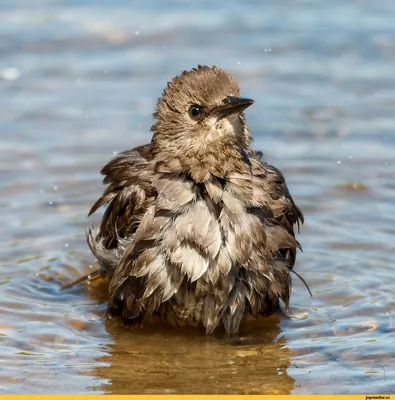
[1, 0, 394, 394]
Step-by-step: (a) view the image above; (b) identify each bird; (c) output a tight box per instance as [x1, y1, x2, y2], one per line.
[66, 65, 308, 334]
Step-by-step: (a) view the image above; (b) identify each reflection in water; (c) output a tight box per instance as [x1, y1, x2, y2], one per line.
[92, 314, 294, 394]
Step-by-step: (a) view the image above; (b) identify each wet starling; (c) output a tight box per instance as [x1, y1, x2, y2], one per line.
[78, 65, 306, 334]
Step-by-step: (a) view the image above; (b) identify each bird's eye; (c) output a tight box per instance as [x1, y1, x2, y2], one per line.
[189, 105, 203, 120]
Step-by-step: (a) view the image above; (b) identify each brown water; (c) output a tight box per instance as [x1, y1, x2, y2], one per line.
[1, 0, 394, 394]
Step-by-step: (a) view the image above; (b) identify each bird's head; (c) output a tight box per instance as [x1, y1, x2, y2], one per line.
[151, 65, 254, 179]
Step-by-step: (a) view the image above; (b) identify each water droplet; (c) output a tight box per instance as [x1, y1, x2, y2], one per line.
[0, 67, 20, 81]
[104, 70, 108, 74]
[337, 160, 341, 164]
[53, 186, 58, 191]
[236, 61, 241, 65]
[135, 30, 140, 36]
[65, 243, 69, 248]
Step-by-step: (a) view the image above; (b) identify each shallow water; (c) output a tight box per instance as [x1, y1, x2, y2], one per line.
[1, 0, 394, 394]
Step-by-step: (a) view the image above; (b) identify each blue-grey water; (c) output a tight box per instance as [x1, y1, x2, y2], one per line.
[1, 0, 394, 394]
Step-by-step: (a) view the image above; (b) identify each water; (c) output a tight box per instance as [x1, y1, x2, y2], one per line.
[1, 0, 394, 394]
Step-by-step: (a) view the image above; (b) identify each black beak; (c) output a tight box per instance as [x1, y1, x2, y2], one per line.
[213, 96, 254, 118]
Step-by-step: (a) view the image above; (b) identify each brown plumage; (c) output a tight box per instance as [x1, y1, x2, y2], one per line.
[81, 65, 305, 334]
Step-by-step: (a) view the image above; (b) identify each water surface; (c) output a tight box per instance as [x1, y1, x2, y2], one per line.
[1, 0, 394, 394]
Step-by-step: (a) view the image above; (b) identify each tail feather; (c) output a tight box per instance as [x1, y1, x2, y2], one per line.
[290, 269, 312, 297]
[86, 227, 122, 275]
[62, 269, 101, 289]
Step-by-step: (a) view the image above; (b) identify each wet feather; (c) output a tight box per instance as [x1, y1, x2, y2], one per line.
[77, 65, 306, 334]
